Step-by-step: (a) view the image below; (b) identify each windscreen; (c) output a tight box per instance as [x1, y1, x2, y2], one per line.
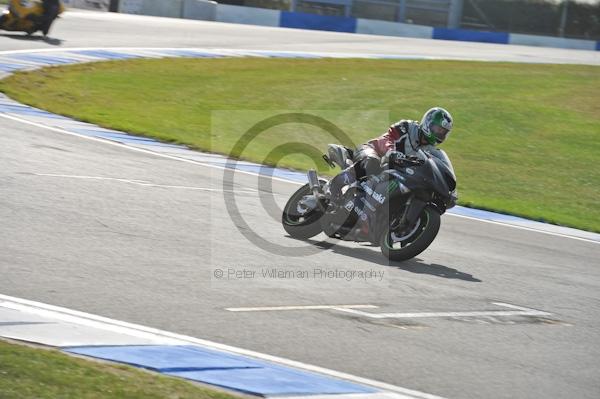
[428, 149, 457, 192]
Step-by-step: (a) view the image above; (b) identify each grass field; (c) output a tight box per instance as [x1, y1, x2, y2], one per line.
[1, 58, 598, 232]
[0, 339, 239, 399]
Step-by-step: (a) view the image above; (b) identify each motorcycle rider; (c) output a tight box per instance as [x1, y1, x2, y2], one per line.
[20, 0, 60, 35]
[38, 0, 60, 35]
[327, 107, 454, 201]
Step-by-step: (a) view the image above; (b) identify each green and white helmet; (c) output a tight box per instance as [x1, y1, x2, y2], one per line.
[420, 107, 454, 145]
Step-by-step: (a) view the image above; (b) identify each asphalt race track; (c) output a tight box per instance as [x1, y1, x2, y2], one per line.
[1, 9, 599, 399]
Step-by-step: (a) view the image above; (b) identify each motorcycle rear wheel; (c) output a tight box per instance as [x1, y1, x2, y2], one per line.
[379, 205, 441, 261]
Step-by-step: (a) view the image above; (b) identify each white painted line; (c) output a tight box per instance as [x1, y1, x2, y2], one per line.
[0, 294, 445, 399]
[489, 302, 545, 311]
[226, 304, 378, 312]
[331, 302, 551, 319]
[29, 173, 259, 193]
[446, 213, 600, 244]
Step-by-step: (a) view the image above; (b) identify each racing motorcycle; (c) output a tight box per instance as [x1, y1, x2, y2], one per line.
[282, 145, 457, 261]
[0, 0, 65, 36]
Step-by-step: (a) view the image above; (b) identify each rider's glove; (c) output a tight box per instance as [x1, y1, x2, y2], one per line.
[384, 150, 405, 166]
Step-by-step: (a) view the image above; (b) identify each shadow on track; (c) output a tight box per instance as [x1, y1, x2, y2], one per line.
[285, 235, 481, 282]
[0, 32, 63, 46]
[389, 259, 482, 282]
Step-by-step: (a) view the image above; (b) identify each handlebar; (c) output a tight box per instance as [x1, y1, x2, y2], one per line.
[394, 157, 425, 167]
[382, 151, 427, 168]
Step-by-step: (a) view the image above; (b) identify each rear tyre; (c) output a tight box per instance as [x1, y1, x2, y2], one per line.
[379, 206, 441, 261]
[282, 182, 326, 239]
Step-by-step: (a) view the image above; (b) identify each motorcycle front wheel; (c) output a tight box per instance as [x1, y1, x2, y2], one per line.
[281, 182, 326, 239]
[379, 205, 441, 261]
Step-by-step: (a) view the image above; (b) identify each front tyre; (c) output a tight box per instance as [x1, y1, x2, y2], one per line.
[282, 182, 326, 239]
[379, 205, 441, 261]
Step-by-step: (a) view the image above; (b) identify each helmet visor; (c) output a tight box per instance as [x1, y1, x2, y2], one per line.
[431, 124, 450, 143]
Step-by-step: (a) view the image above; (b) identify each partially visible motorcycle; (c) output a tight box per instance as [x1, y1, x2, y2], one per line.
[0, 0, 65, 36]
[282, 145, 458, 261]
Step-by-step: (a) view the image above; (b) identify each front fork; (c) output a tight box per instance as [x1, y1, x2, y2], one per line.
[392, 195, 427, 232]
[307, 169, 328, 212]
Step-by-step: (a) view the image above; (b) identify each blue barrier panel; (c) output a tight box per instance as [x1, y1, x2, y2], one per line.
[280, 11, 357, 33]
[65, 345, 377, 396]
[168, 366, 377, 396]
[65, 345, 261, 371]
[0, 63, 30, 72]
[0, 103, 70, 119]
[69, 129, 185, 148]
[73, 50, 140, 60]
[256, 51, 323, 58]
[8, 54, 79, 65]
[433, 28, 509, 44]
[158, 50, 225, 58]
[70, 129, 160, 143]
[597, 41, 600, 51]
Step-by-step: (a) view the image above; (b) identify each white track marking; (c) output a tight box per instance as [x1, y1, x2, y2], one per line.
[331, 302, 551, 319]
[29, 173, 258, 193]
[0, 294, 445, 399]
[226, 304, 378, 312]
[442, 213, 599, 244]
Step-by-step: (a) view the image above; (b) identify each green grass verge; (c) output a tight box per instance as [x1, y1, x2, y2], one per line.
[0, 339, 240, 399]
[0, 58, 598, 232]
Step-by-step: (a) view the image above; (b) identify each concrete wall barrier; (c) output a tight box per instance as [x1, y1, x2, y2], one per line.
[356, 19, 433, 39]
[280, 11, 356, 33]
[215, 4, 279, 27]
[119, 0, 182, 18]
[142, 0, 183, 18]
[509, 33, 596, 51]
[63, 0, 109, 10]
[118, 0, 141, 13]
[183, 0, 217, 21]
